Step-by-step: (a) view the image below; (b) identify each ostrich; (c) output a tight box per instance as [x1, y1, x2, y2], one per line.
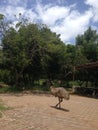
[50, 86, 70, 109]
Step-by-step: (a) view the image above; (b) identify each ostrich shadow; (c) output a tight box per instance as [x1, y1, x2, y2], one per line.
[50, 106, 69, 112]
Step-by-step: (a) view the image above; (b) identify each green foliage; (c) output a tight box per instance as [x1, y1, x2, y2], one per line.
[0, 14, 4, 20]
[76, 26, 98, 62]
[0, 70, 11, 84]
[42, 43, 67, 80]
[0, 14, 98, 90]
[75, 27, 98, 88]
[1, 17, 66, 88]
[68, 81, 79, 87]
[0, 99, 9, 118]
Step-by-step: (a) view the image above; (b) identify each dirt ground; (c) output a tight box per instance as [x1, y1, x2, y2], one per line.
[0, 93, 98, 130]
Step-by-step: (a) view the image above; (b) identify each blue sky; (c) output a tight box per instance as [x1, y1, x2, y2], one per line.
[0, 0, 98, 44]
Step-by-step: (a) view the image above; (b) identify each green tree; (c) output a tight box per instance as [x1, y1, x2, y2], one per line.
[75, 27, 98, 87]
[0, 14, 11, 38]
[76, 27, 98, 62]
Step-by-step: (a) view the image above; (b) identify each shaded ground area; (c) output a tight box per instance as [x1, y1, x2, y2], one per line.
[0, 93, 98, 130]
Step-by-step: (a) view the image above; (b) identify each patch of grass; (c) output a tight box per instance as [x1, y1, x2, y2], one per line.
[0, 103, 8, 111]
[0, 100, 9, 118]
[0, 82, 10, 93]
[0, 85, 23, 93]
[0, 112, 2, 118]
[0, 87, 10, 93]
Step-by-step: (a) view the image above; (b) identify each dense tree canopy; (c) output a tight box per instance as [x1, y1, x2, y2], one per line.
[76, 27, 98, 62]
[0, 14, 98, 89]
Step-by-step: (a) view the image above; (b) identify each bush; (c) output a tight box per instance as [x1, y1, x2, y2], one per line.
[73, 86, 98, 98]
[0, 70, 11, 84]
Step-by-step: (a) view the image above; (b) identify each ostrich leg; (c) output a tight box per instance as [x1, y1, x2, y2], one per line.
[55, 97, 63, 108]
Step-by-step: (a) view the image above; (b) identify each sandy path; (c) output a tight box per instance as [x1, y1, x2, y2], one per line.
[0, 93, 98, 130]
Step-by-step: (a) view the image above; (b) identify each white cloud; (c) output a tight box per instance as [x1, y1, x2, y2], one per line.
[0, 0, 97, 43]
[0, 6, 27, 22]
[6, 6, 26, 18]
[35, 3, 93, 43]
[36, 4, 70, 26]
[51, 9, 93, 42]
[85, 0, 98, 22]
[6, 0, 27, 8]
[0, 4, 37, 22]
[24, 10, 37, 23]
